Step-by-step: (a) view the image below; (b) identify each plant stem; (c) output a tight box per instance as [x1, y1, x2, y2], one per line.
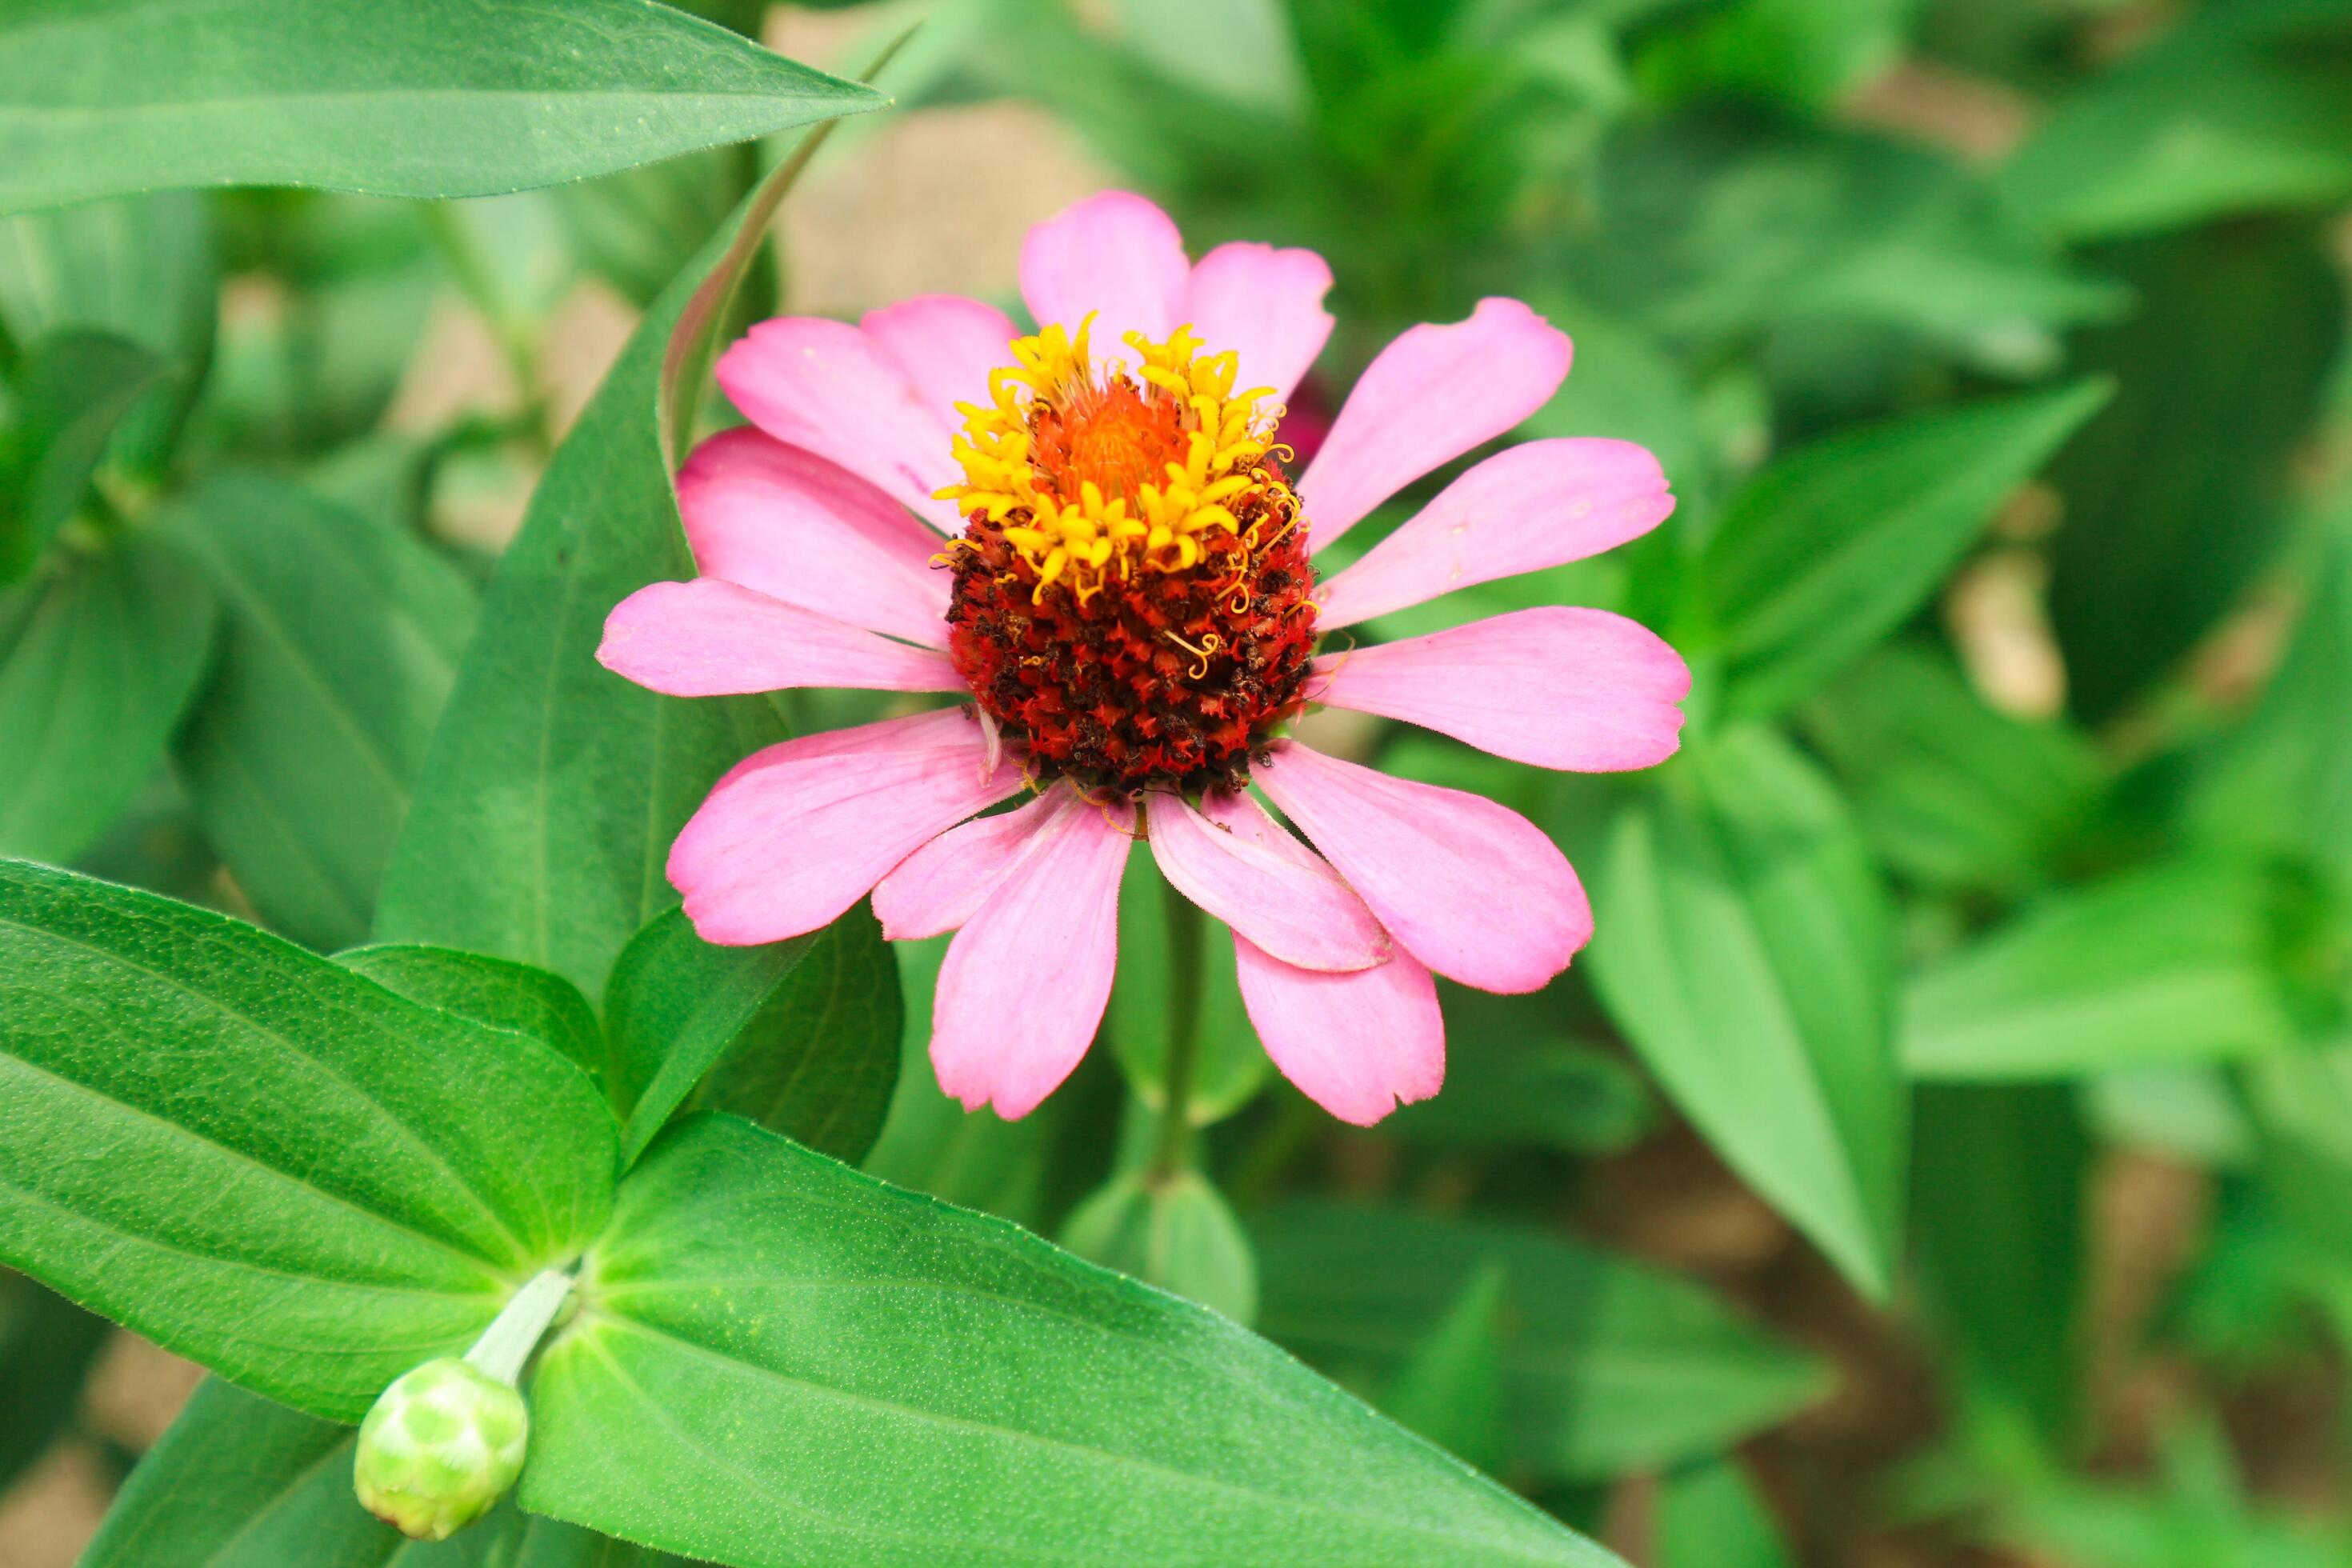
[1149, 877, 1207, 1182]
[462, 1270, 571, 1387]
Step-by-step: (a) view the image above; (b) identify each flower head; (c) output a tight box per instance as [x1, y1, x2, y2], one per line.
[599, 190, 1688, 1125]
[354, 1358, 527, 1541]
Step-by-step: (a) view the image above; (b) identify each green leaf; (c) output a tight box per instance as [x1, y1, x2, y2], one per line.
[0, 330, 175, 579]
[1911, 1084, 2087, 1442]
[526, 1114, 1618, 1568]
[1902, 859, 2298, 1080]
[338, 943, 604, 1082]
[1707, 379, 2110, 718]
[1655, 1459, 1798, 1568]
[1379, 1262, 1508, 1474]
[1254, 1201, 1830, 1482]
[2244, 1043, 2352, 1268]
[1799, 641, 2104, 895]
[1588, 726, 1906, 1298]
[0, 192, 218, 476]
[1636, 0, 1909, 114]
[1999, 8, 2352, 240]
[165, 471, 477, 951]
[0, 534, 215, 864]
[2043, 223, 2343, 721]
[1386, 995, 1654, 1157]
[689, 903, 901, 1166]
[2191, 516, 2352, 890]
[374, 185, 788, 998]
[1062, 1165, 1260, 1324]
[0, 859, 616, 1420]
[83, 1376, 682, 1567]
[0, 1269, 110, 1493]
[1110, 843, 1270, 1122]
[604, 905, 811, 1161]
[0, 0, 886, 214]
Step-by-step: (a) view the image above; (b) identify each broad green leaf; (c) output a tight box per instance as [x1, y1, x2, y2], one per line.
[1800, 641, 2103, 895]
[0, 330, 175, 579]
[605, 905, 813, 1159]
[1902, 859, 2297, 1080]
[1999, 8, 2352, 240]
[83, 1376, 682, 1567]
[2191, 514, 2352, 892]
[1588, 726, 1906, 1298]
[0, 860, 616, 1420]
[1110, 842, 1270, 1122]
[1912, 1084, 2086, 1442]
[1254, 1202, 1830, 1482]
[0, 534, 215, 864]
[0, 0, 885, 214]
[1707, 379, 2109, 718]
[689, 904, 900, 1166]
[1386, 993, 1653, 1156]
[338, 943, 604, 1082]
[0, 191, 217, 475]
[375, 186, 788, 998]
[166, 471, 477, 951]
[0, 1269, 110, 1493]
[1658, 1458, 1798, 1568]
[2045, 222, 2342, 721]
[1380, 1262, 1508, 1474]
[526, 1114, 1618, 1568]
[1062, 1165, 1259, 1324]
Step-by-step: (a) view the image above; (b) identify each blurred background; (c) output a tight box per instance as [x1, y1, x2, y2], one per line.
[6, 0, 2352, 1563]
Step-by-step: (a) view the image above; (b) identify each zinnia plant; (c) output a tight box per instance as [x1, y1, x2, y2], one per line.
[599, 190, 1690, 1123]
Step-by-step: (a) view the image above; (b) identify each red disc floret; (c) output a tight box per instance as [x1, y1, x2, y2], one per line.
[946, 466, 1318, 794]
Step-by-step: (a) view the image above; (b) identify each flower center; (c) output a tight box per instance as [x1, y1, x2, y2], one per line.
[936, 320, 1319, 794]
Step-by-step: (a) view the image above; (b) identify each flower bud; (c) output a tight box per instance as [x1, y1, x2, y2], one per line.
[354, 1357, 528, 1541]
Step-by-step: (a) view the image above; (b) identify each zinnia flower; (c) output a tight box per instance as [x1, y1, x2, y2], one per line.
[598, 191, 1687, 1125]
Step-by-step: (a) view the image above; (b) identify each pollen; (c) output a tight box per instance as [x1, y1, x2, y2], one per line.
[937, 319, 1319, 794]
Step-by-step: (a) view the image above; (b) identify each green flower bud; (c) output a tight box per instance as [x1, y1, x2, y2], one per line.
[354, 1357, 528, 1541]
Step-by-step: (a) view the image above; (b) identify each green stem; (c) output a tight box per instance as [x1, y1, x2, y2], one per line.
[1148, 876, 1207, 1182]
[462, 1270, 571, 1387]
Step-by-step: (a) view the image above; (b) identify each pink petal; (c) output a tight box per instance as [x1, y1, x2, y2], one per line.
[1315, 438, 1675, 630]
[1300, 299, 1574, 551]
[1181, 242, 1334, 405]
[598, 579, 962, 698]
[872, 786, 1069, 941]
[1018, 190, 1188, 368]
[718, 317, 962, 531]
[862, 294, 1020, 431]
[1144, 790, 1387, 972]
[1234, 935, 1442, 1126]
[930, 793, 1134, 1118]
[1254, 741, 1590, 993]
[1309, 606, 1690, 772]
[670, 710, 1023, 946]
[678, 429, 951, 648]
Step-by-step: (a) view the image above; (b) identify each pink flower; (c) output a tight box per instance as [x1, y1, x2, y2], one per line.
[599, 190, 1687, 1126]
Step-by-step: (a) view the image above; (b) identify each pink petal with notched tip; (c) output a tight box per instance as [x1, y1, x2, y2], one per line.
[1145, 790, 1387, 973]
[1182, 242, 1335, 406]
[678, 430, 951, 649]
[1253, 740, 1590, 994]
[930, 792, 1132, 1119]
[873, 786, 1070, 941]
[670, 709, 1023, 947]
[1234, 934, 1443, 1126]
[1309, 606, 1690, 773]
[1019, 191, 1189, 369]
[862, 294, 1020, 431]
[718, 317, 963, 532]
[1314, 438, 1674, 630]
[1300, 299, 1574, 552]
[598, 578, 962, 698]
